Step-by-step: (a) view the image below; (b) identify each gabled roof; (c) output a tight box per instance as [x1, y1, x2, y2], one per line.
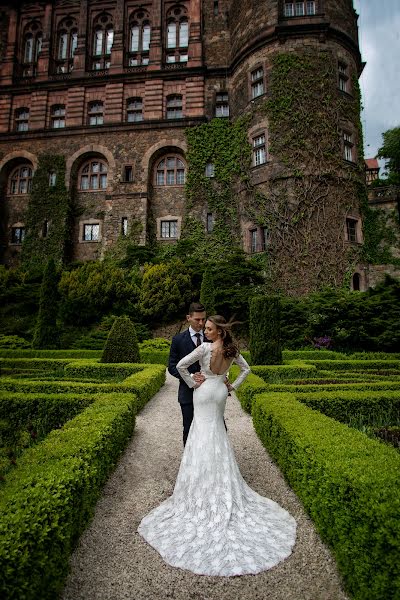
[365, 158, 380, 170]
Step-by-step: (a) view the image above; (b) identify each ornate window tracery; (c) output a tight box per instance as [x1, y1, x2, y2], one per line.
[166, 4, 189, 63]
[55, 17, 78, 73]
[128, 9, 151, 66]
[91, 12, 113, 70]
[155, 155, 186, 186]
[79, 159, 108, 191]
[9, 164, 33, 194]
[21, 21, 42, 77]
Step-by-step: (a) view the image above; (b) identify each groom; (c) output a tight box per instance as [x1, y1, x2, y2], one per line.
[168, 302, 207, 446]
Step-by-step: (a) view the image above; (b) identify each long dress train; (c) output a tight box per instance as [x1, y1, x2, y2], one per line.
[137, 343, 296, 576]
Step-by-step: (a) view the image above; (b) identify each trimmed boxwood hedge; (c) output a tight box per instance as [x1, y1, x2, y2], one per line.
[266, 381, 400, 394]
[0, 392, 136, 600]
[295, 389, 400, 424]
[302, 359, 400, 372]
[64, 361, 142, 381]
[252, 392, 400, 600]
[0, 363, 166, 600]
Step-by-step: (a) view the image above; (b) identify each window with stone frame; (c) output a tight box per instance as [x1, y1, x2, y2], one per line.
[283, 1, 316, 17]
[128, 9, 151, 66]
[205, 163, 215, 178]
[338, 61, 349, 93]
[121, 217, 128, 236]
[9, 164, 33, 194]
[126, 97, 143, 122]
[251, 67, 265, 99]
[91, 12, 113, 70]
[55, 17, 78, 73]
[88, 101, 104, 126]
[51, 105, 66, 129]
[160, 219, 178, 239]
[345, 217, 359, 243]
[155, 155, 186, 186]
[79, 159, 108, 190]
[11, 226, 26, 244]
[166, 4, 189, 63]
[250, 229, 257, 253]
[15, 108, 30, 132]
[123, 165, 134, 182]
[215, 92, 229, 117]
[166, 95, 183, 119]
[260, 226, 270, 251]
[343, 131, 354, 162]
[252, 133, 267, 166]
[83, 223, 100, 241]
[21, 21, 42, 77]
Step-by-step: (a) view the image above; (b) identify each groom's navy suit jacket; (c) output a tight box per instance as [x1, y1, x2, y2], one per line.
[168, 329, 209, 405]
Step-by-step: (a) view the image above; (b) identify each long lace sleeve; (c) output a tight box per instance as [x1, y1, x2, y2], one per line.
[176, 344, 205, 388]
[230, 353, 251, 390]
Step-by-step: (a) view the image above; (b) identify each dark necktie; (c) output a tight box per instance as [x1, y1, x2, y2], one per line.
[195, 333, 201, 347]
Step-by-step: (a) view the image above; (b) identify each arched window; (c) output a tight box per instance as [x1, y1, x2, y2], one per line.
[91, 12, 113, 70]
[22, 21, 42, 77]
[9, 164, 33, 194]
[79, 159, 108, 190]
[166, 5, 189, 63]
[128, 9, 151, 66]
[155, 155, 186, 186]
[55, 17, 78, 73]
[15, 108, 30, 132]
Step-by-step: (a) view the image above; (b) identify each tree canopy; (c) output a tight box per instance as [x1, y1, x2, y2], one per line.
[377, 125, 400, 184]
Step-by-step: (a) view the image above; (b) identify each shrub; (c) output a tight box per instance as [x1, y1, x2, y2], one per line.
[200, 268, 216, 316]
[252, 392, 400, 600]
[139, 260, 192, 322]
[0, 335, 31, 349]
[249, 295, 282, 365]
[32, 259, 60, 349]
[101, 316, 140, 363]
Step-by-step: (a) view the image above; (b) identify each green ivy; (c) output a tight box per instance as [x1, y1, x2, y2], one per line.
[183, 117, 251, 262]
[21, 155, 71, 274]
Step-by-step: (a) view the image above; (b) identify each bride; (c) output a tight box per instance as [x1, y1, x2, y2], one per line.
[138, 315, 296, 576]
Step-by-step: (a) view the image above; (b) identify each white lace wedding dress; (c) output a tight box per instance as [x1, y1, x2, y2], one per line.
[138, 343, 296, 576]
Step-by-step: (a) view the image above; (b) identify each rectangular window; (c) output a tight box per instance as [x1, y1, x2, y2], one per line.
[166, 96, 183, 119]
[15, 109, 29, 132]
[51, 106, 66, 129]
[338, 62, 348, 92]
[207, 212, 214, 233]
[121, 217, 128, 236]
[261, 227, 270, 251]
[160, 220, 178, 238]
[285, 1, 315, 16]
[83, 223, 100, 241]
[124, 166, 133, 182]
[343, 132, 354, 162]
[214, 1, 219, 15]
[89, 102, 104, 126]
[11, 227, 25, 244]
[251, 68, 264, 99]
[215, 92, 229, 117]
[127, 98, 143, 122]
[42, 220, 49, 238]
[253, 134, 267, 166]
[346, 218, 358, 242]
[205, 163, 215, 178]
[250, 229, 257, 254]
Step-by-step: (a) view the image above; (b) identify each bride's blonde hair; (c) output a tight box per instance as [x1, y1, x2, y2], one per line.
[207, 315, 239, 359]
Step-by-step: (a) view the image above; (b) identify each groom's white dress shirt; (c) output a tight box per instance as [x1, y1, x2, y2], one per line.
[188, 326, 204, 346]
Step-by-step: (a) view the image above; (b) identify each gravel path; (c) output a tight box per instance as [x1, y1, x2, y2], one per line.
[62, 372, 348, 600]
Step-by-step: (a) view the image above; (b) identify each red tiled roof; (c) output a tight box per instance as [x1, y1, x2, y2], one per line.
[365, 158, 379, 170]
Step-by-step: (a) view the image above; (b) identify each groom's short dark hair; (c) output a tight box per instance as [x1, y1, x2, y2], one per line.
[188, 302, 205, 314]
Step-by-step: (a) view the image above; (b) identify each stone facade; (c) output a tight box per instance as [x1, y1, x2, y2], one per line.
[0, 0, 369, 293]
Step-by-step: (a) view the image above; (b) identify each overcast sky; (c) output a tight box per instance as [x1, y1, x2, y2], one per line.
[353, 0, 400, 163]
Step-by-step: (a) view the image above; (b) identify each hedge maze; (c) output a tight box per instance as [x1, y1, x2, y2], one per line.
[232, 351, 400, 600]
[0, 354, 165, 600]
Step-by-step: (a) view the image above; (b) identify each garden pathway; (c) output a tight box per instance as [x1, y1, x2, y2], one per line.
[62, 372, 348, 600]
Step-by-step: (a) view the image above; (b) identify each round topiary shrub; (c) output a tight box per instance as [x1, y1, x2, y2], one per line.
[101, 315, 140, 363]
[249, 295, 282, 365]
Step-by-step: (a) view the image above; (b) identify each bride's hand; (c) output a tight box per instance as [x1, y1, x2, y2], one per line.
[193, 372, 206, 385]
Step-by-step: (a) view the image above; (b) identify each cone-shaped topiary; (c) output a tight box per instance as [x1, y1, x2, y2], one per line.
[101, 315, 140, 363]
[32, 258, 60, 349]
[249, 295, 282, 365]
[200, 268, 216, 316]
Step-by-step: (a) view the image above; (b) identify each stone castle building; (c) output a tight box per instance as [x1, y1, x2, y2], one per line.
[0, 0, 374, 293]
